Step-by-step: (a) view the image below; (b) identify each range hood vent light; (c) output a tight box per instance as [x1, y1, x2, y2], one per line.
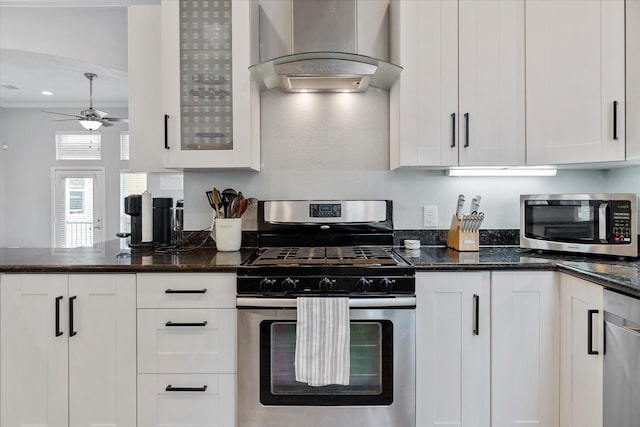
[249, 0, 402, 93]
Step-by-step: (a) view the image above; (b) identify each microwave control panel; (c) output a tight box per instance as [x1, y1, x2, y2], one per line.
[610, 201, 633, 243]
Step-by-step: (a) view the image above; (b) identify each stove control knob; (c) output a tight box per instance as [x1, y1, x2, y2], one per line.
[319, 277, 335, 291]
[259, 278, 276, 292]
[380, 278, 396, 293]
[282, 277, 298, 293]
[356, 278, 372, 292]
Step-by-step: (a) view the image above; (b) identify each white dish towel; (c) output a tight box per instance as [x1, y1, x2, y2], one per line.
[295, 297, 350, 386]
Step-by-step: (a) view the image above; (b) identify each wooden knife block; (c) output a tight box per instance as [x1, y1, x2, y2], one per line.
[446, 215, 479, 252]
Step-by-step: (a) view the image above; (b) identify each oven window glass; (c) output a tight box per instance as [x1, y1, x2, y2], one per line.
[524, 200, 599, 243]
[260, 320, 393, 406]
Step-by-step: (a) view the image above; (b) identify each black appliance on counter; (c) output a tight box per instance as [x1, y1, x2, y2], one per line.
[152, 197, 173, 246]
[236, 200, 416, 427]
[124, 195, 142, 245]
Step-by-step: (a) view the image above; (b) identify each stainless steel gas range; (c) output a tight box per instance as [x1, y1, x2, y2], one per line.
[236, 200, 416, 427]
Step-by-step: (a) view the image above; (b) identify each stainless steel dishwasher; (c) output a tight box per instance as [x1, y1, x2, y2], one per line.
[603, 289, 640, 427]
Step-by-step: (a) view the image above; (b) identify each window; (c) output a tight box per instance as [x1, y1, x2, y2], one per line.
[120, 132, 130, 160]
[55, 132, 101, 160]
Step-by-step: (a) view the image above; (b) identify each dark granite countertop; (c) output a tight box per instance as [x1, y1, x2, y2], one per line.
[1, 241, 639, 298]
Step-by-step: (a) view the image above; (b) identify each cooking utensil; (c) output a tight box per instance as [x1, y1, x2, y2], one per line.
[213, 188, 222, 218]
[221, 188, 238, 218]
[470, 195, 481, 214]
[455, 194, 466, 220]
[236, 194, 249, 218]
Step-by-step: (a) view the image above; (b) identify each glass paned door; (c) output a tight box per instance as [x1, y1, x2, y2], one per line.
[52, 169, 105, 248]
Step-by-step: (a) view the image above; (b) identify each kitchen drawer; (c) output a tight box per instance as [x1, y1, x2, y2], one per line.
[137, 273, 235, 309]
[138, 308, 236, 373]
[138, 373, 236, 427]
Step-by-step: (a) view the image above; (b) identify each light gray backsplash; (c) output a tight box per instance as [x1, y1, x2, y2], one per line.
[606, 166, 640, 194]
[183, 89, 611, 231]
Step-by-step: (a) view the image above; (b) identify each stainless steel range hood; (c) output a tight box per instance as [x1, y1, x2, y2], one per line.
[249, 0, 402, 93]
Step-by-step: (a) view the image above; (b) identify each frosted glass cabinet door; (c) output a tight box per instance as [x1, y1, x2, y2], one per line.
[162, 0, 260, 170]
[0, 274, 69, 427]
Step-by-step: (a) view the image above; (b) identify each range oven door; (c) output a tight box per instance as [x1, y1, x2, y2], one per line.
[237, 298, 415, 427]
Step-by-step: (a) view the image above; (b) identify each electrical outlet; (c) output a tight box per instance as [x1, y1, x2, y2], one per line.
[423, 205, 438, 227]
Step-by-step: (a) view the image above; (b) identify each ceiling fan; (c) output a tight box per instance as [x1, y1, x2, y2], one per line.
[43, 72, 128, 131]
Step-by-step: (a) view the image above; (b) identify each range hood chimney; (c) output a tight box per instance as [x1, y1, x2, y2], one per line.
[249, 0, 402, 93]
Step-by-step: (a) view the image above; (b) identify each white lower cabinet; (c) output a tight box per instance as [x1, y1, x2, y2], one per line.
[138, 373, 236, 427]
[491, 271, 560, 427]
[559, 273, 604, 427]
[136, 273, 237, 427]
[416, 272, 491, 427]
[0, 273, 136, 427]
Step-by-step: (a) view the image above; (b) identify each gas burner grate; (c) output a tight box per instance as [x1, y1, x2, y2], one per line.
[252, 246, 398, 266]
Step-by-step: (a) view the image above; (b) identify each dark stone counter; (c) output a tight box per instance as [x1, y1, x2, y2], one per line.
[1, 241, 639, 298]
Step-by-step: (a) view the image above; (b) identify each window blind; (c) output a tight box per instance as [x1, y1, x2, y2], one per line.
[55, 132, 101, 160]
[120, 132, 130, 160]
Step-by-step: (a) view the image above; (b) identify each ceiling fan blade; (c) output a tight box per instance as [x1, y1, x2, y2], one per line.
[43, 110, 83, 119]
[105, 117, 128, 123]
[99, 120, 114, 127]
[52, 119, 81, 122]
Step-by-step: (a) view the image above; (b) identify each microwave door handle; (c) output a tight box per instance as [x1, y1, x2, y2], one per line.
[599, 203, 609, 242]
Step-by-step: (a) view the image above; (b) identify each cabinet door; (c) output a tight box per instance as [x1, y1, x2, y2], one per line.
[416, 272, 490, 427]
[68, 274, 136, 427]
[458, 0, 525, 166]
[138, 373, 236, 427]
[138, 308, 236, 374]
[559, 273, 603, 427]
[161, 0, 260, 170]
[491, 271, 560, 427]
[128, 4, 168, 172]
[1, 274, 69, 427]
[390, 0, 458, 167]
[526, 0, 625, 165]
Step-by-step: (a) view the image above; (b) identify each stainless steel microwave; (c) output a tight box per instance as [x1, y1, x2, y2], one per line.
[520, 193, 639, 257]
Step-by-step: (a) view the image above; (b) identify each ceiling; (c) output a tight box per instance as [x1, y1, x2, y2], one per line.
[0, 1, 145, 108]
[0, 49, 128, 108]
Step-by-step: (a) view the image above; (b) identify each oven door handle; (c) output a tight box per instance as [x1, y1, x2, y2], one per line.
[236, 297, 416, 309]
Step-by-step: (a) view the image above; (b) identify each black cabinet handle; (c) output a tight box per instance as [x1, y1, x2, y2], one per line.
[165, 288, 207, 294]
[613, 101, 618, 140]
[464, 113, 470, 147]
[451, 113, 456, 148]
[164, 114, 170, 149]
[69, 296, 77, 337]
[165, 321, 208, 327]
[165, 385, 208, 392]
[588, 309, 599, 355]
[473, 294, 480, 335]
[55, 296, 63, 337]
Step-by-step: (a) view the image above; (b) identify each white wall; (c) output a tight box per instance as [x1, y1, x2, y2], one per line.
[0, 109, 5, 247]
[605, 165, 640, 194]
[183, 89, 611, 231]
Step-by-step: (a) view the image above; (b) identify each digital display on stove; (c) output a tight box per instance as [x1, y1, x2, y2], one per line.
[309, 203, 341, 218]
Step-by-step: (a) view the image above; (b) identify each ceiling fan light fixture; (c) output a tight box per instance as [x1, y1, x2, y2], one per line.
[79, 119, 102, 131]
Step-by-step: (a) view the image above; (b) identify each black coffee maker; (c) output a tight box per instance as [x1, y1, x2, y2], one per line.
[124, 195, 143, 245]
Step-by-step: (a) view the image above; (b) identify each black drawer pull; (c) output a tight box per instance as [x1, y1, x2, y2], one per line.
[69, 296, 77, 337]
[55, 296, 63, 337]
[613, 100, 618, 140]
[473, 294, 480, 336]
[588, 309, 599, 355]
[164, 114, 170, 149]
[166, 385, 208, 392]
[165, 321, 208, 327]
[165, 288, 207, 294]
[451, 113, 456, 148]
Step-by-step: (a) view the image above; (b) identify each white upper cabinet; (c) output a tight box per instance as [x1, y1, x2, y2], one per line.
[162, 0, 260, 170]
[526, 0, 625, 165]
[390, 0, 525, 168]
[128, 0, 260, 171]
